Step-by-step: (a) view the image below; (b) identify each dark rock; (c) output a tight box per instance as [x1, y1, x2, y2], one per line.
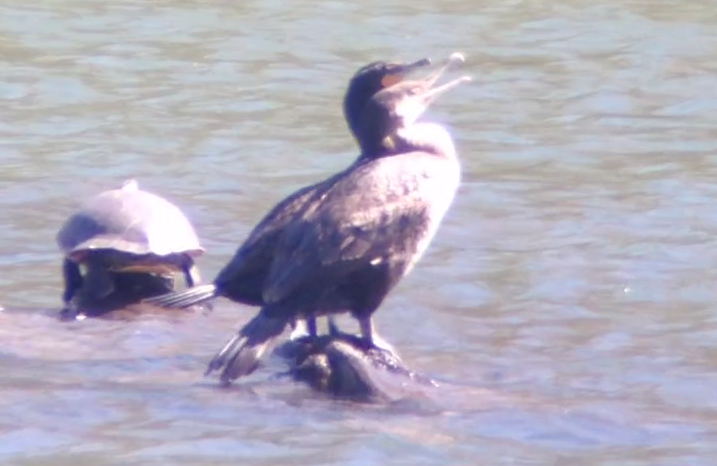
[276, 331, 438, 402]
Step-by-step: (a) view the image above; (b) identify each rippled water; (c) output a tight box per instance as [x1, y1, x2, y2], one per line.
[2, 0, 717, 464]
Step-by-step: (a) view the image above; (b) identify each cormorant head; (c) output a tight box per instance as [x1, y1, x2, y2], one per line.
[343, 58, 431, 141]
[357, 53, 471, 156]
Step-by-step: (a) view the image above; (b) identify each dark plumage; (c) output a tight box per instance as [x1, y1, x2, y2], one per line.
[206, 53, 471, 384]
[144, 58, 431, 333]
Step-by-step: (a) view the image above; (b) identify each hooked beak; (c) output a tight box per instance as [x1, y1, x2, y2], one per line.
[403, 57, 432, 72]
[422, 52, 468, 87]
[389, 52, 470, 127]
[417, 52, 471, 106]
[380, 57, 432, 88]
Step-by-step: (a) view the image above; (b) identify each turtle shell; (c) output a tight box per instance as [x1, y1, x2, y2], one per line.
[57, 180, 204, 261]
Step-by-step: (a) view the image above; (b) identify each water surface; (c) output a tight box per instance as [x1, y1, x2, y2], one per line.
[2, 0, 717, 464]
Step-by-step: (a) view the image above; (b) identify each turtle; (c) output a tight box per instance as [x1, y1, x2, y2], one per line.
[56, 179, 204, 318]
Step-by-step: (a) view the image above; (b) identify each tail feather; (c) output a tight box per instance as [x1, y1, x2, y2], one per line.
[143, 284, 217, 308]
[206, 312, 288, 385]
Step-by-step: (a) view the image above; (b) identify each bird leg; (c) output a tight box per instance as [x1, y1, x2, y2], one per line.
[359, 317, 376, 347]
[358, 316, 401, 361]
[306, 317, 318, 337]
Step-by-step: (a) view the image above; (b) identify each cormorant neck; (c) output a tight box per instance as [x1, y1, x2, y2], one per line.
[396, 123, 456, 158]
[357, 122, 456, 160]
[355, 110, 401, 158]
[343, 81, 375, 143]
[356, 128, 401, 158]
[342, 95, 360, 142]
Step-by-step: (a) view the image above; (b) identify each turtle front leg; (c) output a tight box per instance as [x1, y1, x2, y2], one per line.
[180, 259, 213, 313]
[183, 262, 201, 288]
[177, 254, 201, 288]
[61, 258, 83, 306]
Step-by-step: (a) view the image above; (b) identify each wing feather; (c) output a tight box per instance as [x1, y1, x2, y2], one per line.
[263, 155, 435, 303]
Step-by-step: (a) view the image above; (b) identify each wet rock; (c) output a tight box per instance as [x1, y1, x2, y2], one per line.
[276, 331, 438, 402]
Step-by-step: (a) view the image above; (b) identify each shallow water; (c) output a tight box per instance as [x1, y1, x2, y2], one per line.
[2, 0, 717, 463]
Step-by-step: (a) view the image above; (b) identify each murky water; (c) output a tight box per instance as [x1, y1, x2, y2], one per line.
[2, 0, 717, 463]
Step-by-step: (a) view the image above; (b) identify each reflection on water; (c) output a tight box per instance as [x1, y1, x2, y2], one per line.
[2, 0, 717, 464]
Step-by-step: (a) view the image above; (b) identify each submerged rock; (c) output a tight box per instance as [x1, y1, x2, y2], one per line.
[276, 331, 438, 402]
